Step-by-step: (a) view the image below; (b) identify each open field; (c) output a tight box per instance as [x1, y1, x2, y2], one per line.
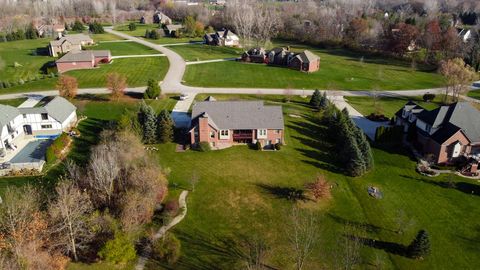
[468, 89, 480, 100]
[86, 41, 159, 55]
[346, 95, 446, 117]
[92, 33, 126, 42]
[169, 44, 243, 61]
[114, 22, 202, 44]
[183, 43, 445, 90]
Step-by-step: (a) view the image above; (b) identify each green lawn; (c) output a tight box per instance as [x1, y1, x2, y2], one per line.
[467, 90, 480, 100]
[114, 22, 202, 44]
[92, 33, 126, 42]
[85, 41, 159, 56]
[0, 98, 27, 106]
[169, 44, 242, 61]
[183, 44, 445, 90]
[346, 95, 445, 117]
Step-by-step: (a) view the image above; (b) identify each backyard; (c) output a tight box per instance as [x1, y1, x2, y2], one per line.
[182, 44, 445, 90]
[1, 94, 479, 270]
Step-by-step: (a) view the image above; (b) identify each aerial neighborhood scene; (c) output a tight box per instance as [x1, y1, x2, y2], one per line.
[1, 0, 480, 269]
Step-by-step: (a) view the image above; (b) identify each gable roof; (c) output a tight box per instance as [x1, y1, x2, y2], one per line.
[395, 101, 425, 118]
[0, 105, 20, 129]
[166, 24, 183, 31]
[55, 50, 110, 63]
[191, 101, 284, 130]
[50, 34, 92, 46]
[295, 50, 320, 63]
[417, 102, 480, 143]
[19, 96, 76, 123]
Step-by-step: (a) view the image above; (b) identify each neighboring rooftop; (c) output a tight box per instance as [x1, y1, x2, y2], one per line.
[295, 50, 320, 63]
[191, 101, 284, 130]
[0, 105, 20, 128]
[56, 50, 110, 63]
[19, 96, 76, 123]
[166, 24, 183, 31]
[50, 33, 93, 46]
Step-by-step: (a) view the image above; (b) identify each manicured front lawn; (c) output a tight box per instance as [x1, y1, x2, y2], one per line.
[467, 89, 480, 100]
[114, 22, 202, 44]
[92, 33, 126, 42]
[86, 41, 159, 56]
[183, 45, 445, 90]
[169, 44, 242, 61]
[0, 97, 27, 106]
[346, 95, 445, 117]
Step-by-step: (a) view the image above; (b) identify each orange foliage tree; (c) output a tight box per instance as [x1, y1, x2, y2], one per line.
[106, 72, 127, 100]
[56, 75, 78, 100]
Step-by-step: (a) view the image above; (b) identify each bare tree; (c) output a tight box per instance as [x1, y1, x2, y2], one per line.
[48, 179, 93, 261]
[106, 72, 127, 101]
[336, 222, 364, 270]
[243, 236, 269, 270]
[254, 3, 279, 46]
[287, 206, 318, 270]
[189, 171, 200, 192]
[227, 0, 256, 47]
[395, 209, 416, 235]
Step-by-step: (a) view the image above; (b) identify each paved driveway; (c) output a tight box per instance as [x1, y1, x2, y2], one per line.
[171, 93, 196, 129]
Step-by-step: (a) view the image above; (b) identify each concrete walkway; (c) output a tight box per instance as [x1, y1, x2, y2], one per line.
[171, 93, 196, 129]
[329, 96, 389, 140]
[135, 190, 189, 270]
[162, 41, 204, 46]
[185, 58, 238, 65]
[111, 54, 165, 59]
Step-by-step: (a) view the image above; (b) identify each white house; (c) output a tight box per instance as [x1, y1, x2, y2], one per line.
[0, 97, 77, 157]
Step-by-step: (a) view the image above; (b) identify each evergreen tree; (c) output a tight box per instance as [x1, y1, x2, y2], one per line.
[408, 230, 431, 259]
[310, 89, 321, 109]
[157, 110, 174, 143]
[89, 21, 105, 34]
[25, 24, 38, 39]
[72, 20, 84, 32]
[144, 79, 161, 99]
[319, 91, 328, 108]
[345, 137, 367, 176]
[139, 101, 157, 144]
[145, 29, 150, 38]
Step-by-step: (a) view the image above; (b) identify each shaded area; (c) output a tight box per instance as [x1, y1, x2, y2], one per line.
[256, 183, 309, 202]
[351, 236, 410, 257]
[328, 213, 387, 234]
[400, 174, 480, 196]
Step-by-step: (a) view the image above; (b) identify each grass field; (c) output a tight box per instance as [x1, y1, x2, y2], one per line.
[114, 22, 202, 44]
[346, 95, 446, 117]
[169, 44, 242, 61]
[86, 41, 159, 56]
[92, 33, 126, 42]
[183, 43, 445, 90]
[468, 89, 480, 100]
[0, 98, 27, 106]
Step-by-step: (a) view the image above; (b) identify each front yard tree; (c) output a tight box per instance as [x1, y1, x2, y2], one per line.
[56, 75, 78, 100]
[288, 207, 318, 270]
[408, 230, 431, 259]
[139, 101, 158, 144]
[157, 109, 174, 143]
[305, 174, 331, 201]
[439, 58, 478, 102]
[310, 89, 321, 109]
[48, 179, 93, 261]
[128, 22, 137, 31]
[106, 72, 127, 100]
[144, 78, 161, 99]
[184, 16, 197, 37]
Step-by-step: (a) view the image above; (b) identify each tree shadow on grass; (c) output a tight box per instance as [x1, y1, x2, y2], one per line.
[256, 183, 309, 202]
[174, 229, 279, 270]
[75, 94, 110, 101]
[349, 235, 410, 257]
[69, 118, 106, 164]
[400, 174, 480, 197]
[327, 213, 387, 234]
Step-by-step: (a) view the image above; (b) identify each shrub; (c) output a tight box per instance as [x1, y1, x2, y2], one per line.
[98, 233, 136, 265]
[144, 79, 161, 99]
[152, 233, 181, 265]
[408, 230, 431, 259]
[128, 22, 137, 31]
[422, 93, 436, 102]
[18, 79, 24, 85]
[45, 133, 70, 163]
[198, 142, 211, 152]
[71, 20, 84, 32]
[89, 21, 105, 34]
[274, 143, 282, 150]
[256, 141, 262, 150]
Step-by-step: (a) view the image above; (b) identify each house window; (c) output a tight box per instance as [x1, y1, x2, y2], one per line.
[219, 130, 229, 139]
[275, 129, 281, 134]
[257, 129, 267, 139]
[41, 113, 48, 120]
[41, 124, 52, 129]
[210, 131, 215, 138]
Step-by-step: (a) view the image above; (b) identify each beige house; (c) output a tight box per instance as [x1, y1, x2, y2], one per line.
[48, 34, 94, 57]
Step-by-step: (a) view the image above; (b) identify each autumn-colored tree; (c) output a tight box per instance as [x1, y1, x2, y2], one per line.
[106, 72, 127, 100]
[441, 27, 462, 59]
[56, 75, 78, 100]
[439, 58, 478, 102]
[424, 20, 442, 53]
[345, 18, 369, 45]
[388, 23, 419, 55]
[305, 175, 331, 201]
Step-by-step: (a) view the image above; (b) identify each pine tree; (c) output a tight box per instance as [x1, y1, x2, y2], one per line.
[408, 230, 431, 259]
[319, 91, 328, 108]
[310, 89, 321, 109]
[144, 79, 161, 99]
[350, 122, 374, 171]
[157, 110, 174, 143]
[139, 101, 157, 144]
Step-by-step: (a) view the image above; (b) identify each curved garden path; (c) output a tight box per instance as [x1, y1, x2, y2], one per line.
[135, 190, 189, 270]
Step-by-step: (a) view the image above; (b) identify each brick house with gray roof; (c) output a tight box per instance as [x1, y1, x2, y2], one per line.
[396, 101, 480, 164]
[242, 47, 320, 72]
[189, 101, 285, 149]
[56, 50, 111, 73]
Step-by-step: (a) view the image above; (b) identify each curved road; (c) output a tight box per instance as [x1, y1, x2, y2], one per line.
[1, 27, 476, 100]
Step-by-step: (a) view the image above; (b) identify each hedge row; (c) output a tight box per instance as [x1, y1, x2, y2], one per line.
[0, 72, 59, 89]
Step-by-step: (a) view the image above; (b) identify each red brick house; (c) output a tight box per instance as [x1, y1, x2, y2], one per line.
[396, 101, 480, 165]
[56, 50, 111, 73]
[189, 101, 285, 149]
[241, 47, 320, 72]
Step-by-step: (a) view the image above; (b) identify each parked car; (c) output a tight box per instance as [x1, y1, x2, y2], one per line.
[179, 93, 189, 100]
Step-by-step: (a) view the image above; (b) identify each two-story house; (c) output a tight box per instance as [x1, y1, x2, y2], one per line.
[0, 97, 77, 158]
[189, 101, 284, 149]
[396, 101, 480, 164]
[48, 34, 94, 57]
